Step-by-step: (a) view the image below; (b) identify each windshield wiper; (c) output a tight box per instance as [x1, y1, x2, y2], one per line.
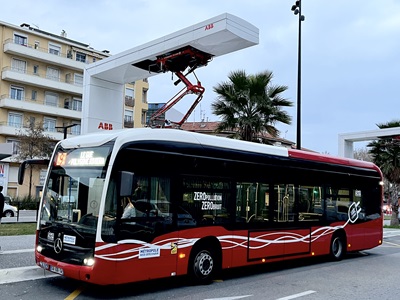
[54, 221, 85, 240]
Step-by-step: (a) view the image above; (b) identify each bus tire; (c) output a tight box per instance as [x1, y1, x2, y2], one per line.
[330, 232, 346, 261]
[189, 248, 216, 285]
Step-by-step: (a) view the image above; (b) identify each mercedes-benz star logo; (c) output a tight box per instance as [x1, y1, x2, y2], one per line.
[54, 238, 63, 254]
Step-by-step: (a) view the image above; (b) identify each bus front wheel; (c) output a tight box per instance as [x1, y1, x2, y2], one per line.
[330, 233, 346, 261]
[190, 248, 215, 284]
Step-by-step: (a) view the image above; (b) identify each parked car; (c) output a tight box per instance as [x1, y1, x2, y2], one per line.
[3, 202, 18, 217]
[382, 201, 391, 214]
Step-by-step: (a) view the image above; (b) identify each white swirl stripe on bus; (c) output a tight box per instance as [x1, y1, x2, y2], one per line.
[95, 223, 349, 261]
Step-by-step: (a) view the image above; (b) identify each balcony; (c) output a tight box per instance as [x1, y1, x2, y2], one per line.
[0, 94, 81, 120]
[0, 122, 64, 140]
[125, 96, 134, 107]
[3, 39, 86, 71]
[1, 67, 82, 95]
[124, 120, 134, 128]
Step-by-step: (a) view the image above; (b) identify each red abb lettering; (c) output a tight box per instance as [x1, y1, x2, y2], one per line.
[98, 122, 113, 130]
[205, 23, 214, 30]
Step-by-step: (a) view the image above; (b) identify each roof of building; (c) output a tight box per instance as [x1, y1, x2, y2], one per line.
[180, 121, 300, 149]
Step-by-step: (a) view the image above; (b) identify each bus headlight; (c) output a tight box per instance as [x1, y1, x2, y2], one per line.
[36, 245, 43, 253]
[83, 257, 95, 266]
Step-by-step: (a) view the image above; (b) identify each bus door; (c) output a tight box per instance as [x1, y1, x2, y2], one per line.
[235, 182, 309, 260]
[273, 184, 310, 257]
[235, 182, 286, 262]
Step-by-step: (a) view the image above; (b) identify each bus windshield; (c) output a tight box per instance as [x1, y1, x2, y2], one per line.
[39, 143, 113, 234]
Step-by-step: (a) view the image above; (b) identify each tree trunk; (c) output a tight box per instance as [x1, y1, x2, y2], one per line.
[28, 166, 33, 199]
[390, 185, 399, 226]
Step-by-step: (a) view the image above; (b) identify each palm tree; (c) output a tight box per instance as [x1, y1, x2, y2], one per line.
[368, 120, 400, 226]
[211, 70, 293, 142]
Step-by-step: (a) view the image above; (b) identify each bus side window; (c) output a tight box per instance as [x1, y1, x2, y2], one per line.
[274, 184, 295, 222]
[298, 186, 323, 222]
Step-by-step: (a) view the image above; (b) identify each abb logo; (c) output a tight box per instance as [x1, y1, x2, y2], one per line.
[205, 23, 214, 30]
[98, 122, 113, 130]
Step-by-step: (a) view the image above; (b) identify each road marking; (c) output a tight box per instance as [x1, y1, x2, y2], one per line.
[383, 241, 400, 247]
[0, 249, 34, 255]
[0, 266, 59, 284]
[204, 296, 253, 300]
[276, 290, 316, 300]
[64, 286, 85, 300]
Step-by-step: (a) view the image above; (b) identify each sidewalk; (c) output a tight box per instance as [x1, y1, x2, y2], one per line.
[1, 210, 37, 224]
[0, 234, 35, 252]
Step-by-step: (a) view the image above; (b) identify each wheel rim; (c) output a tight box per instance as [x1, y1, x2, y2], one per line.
[194, 251, 213, 277]
[332, 237, 342, 258]
[5, 211, 12, 217]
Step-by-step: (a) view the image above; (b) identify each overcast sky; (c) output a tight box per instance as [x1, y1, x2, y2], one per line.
[2, 0, 399, 155]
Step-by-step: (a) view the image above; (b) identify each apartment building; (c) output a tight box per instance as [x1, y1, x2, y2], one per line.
[0, 20, 149, 199]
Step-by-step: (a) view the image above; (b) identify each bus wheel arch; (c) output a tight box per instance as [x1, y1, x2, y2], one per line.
[330, 230, 347, 261]
[188, 236, 222, 284]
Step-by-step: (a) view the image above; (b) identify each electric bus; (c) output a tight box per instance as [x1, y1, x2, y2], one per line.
[18, 128, 383, 285]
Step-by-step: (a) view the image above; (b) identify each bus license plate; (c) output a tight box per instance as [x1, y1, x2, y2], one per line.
[49, 265, 64, 275]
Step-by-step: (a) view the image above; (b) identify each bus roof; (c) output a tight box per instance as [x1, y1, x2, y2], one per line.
[60, 128, 380, 173]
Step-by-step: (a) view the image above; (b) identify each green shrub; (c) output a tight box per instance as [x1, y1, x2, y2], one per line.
[11, 196, 40, 210]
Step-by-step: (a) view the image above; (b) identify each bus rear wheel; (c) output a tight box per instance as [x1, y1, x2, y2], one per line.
[190, 248, 215, 284]
[330, 233, 346, 261]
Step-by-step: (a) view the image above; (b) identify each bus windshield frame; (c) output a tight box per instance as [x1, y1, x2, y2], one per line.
[36, 142, 113, 265]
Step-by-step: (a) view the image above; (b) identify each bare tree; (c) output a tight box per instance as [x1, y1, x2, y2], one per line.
[353, 147, 372, 161]
[15, 121, 55, 198]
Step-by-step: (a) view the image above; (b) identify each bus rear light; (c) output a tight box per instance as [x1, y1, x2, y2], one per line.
[311, 252, 315, 256]
[83, 257, 95, 266]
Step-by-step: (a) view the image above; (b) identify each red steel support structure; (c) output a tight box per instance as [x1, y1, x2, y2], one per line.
[149, 47, 212, 128]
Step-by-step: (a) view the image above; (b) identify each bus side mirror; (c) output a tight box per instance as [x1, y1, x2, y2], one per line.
[18, 161, 28, 185]
[18, 159, 50, 185]
[119, 171, 135, 197]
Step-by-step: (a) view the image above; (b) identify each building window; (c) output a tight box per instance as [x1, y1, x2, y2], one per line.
[33, 65, 39, 75]
[72, 98, 82, 111]
[124, 110, 133, 122]
[14, 34, 27, 46]
[8, 113, 23, 128]
[124, 110, 134, 128]
[29, 117, 36, 127]
[141, 110, 147, 125]
[44, 91, 59, 107]
[34, 41, 39, 49]
[142, 88, 148, 103]
[43, 117, 56, 132]
[31, 90, 37, 100]
[71, 124, 81, 135]
[125, 87, 135, 98]
[46, 67, 60, 81]
[74, 74, 83, 86]
[49, 43, 61, 55]
[6, 139, 20, 155]
[76, 52, 86, 63]
[10, 85, 24, 100]
[11, 58, 27, 73]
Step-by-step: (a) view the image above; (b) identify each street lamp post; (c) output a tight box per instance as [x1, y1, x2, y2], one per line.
[291, 0, 305, 150]
[56, 124, 79, 139]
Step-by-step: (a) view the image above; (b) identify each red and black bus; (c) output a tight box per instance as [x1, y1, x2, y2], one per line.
[19, 128, 383, 285]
